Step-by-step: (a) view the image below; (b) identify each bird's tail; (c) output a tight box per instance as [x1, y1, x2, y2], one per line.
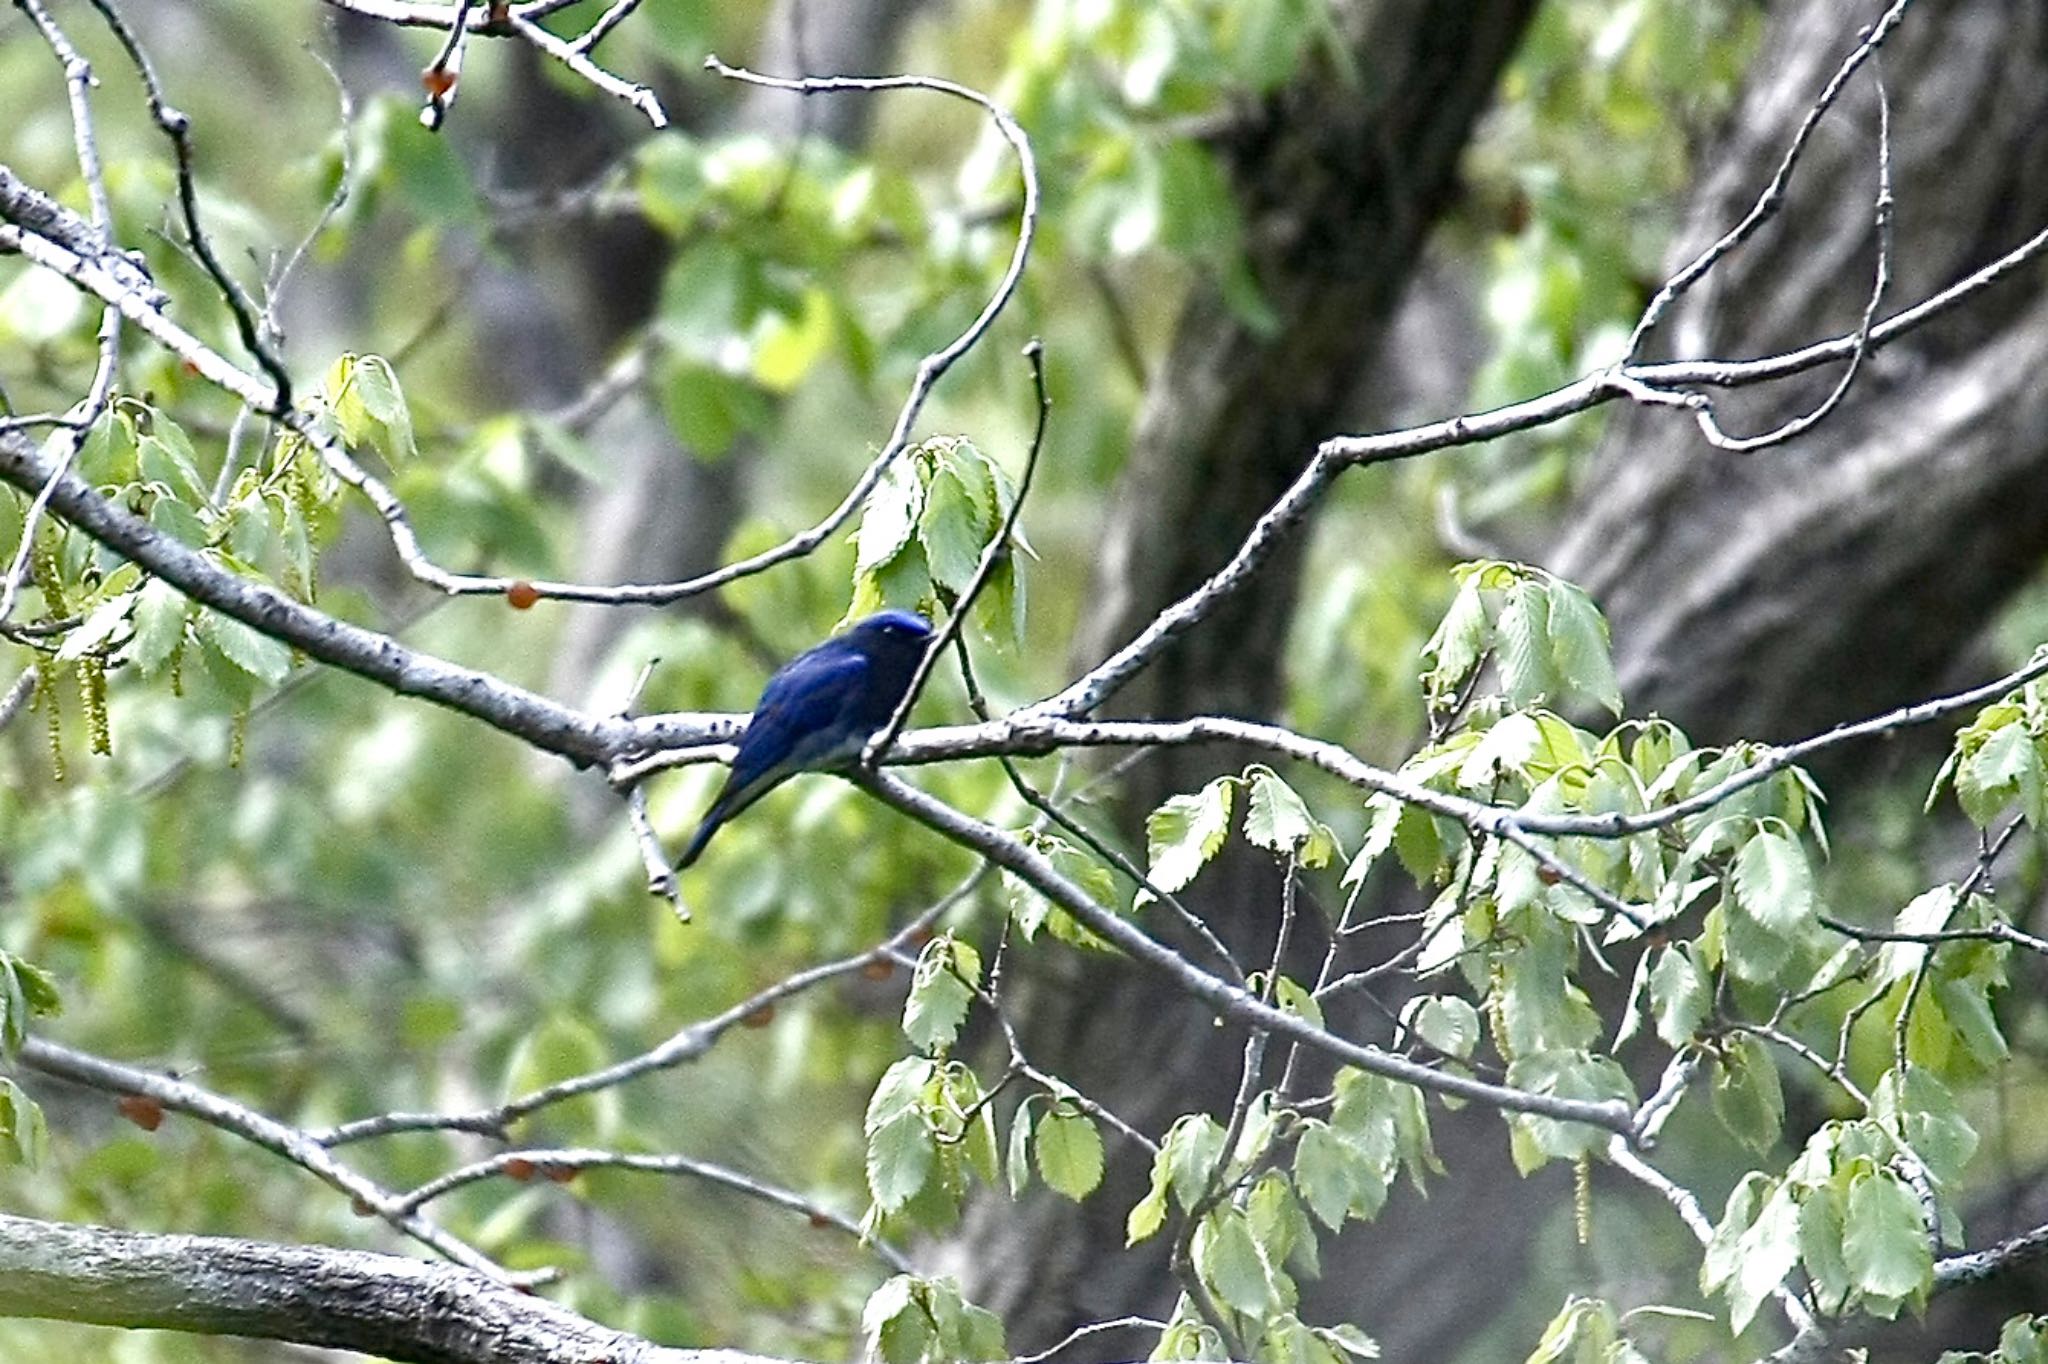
[674, 803, 726, 870]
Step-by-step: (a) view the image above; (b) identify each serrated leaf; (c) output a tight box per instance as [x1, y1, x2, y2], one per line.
[1199, 1209, 1277, 1317]
[1843, 1170, 1933, 1300]
[125, 578, 189, 675]
[1035, 1107, 1104, 1201]
[1421, 579, 1488, 710]
[1497, 578, 1559, 707]
[903, 935, 979, 1053]
[196, 609, 291, 685]
[867, 1110, 935, 1213]
[1545, 579, 1623, 716]
[1732, 830, 1815, 934]
[1244, 766, 1336, 867]
[1145, 776, 1236, 896]
[1648, 945, 1710, 1048]
[919, 464, 987, 594]
[855, 457, 925, 576]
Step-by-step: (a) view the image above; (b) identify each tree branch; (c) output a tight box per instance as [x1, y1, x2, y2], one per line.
[0, 1213, 756, 1364]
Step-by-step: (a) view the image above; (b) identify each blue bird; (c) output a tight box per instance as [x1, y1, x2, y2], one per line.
[676, 609, 935, 868]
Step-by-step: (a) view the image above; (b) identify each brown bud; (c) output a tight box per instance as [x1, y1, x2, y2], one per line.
[116, 1094, 164, 1132]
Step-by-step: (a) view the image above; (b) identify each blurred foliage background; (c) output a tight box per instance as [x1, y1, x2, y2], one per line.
[9, 1, 2048, 1362]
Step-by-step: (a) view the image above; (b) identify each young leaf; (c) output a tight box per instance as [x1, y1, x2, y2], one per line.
[1244, 766, 1337, 868]
[1198, 1209, 1278, 1317]
[1035, 1106, 1104, 1202]
[1496, 578, 1560, 707]
[1731, 829, 1816, 935]
[903, 935, 980, 1053]
[1648, 945, 1710, 1048]
[1145, 776, 1237, 895]
[1843, 1170, 1933, 1300]
[1545, 578, 1623, 716]
[196, 609, 292, 686]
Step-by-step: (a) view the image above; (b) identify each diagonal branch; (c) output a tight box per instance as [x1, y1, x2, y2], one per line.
[0, 1213, 734, 1364]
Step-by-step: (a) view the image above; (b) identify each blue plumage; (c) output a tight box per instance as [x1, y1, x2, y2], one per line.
[676, 609, 934, 868]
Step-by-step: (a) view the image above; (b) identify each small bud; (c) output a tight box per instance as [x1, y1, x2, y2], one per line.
[506, 580, 541, 610]
[860, 958, 895, 982]
[116, 1094, 164, 1132]
[544, 1163, 577, 1184]
[503, 1157, 538, 1182]
[421, 65, 457, 100]
[742, 1004, 776, 1029]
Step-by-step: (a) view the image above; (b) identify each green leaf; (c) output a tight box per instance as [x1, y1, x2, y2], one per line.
[865, 1057, 938, 1213]
[1403, 996, 1480, 1060]
[863, 1276, 930, 1364]
[1145, 776, 1237, 896]
[1006, 1098, 1036, 1197]
[1244, 766, 1337, 867]
[855, 456, 925, 576]
[1957, 721, 2046, 829]
[0, 1079, 48, 1168]
[1163, 1113, 1227, 1213]
[1035, 1106, 1104, 1201]
[1126, 1147, 1172, 1245]
[196, 609, 292, 686]
[1497, 578, 1560, 707]
[1421, 578, 1488, 711]
[1545, 579, 1623, 716]
[1648, 945, 1710, 1048]
[903, 935, 980, 1053]
[1342, 795, 1402, 887]
[125, 578, 190, 675]
[1732, 829, 1816, 935]
[1293, 1121, 1362, 1230]
[867, 1109, 935, 1214]
[1199, 1209, 1277, 1317]
[918, 464, 987, 595]
[1727, 1180, 1802, 1334]
[1711, 1033, 1784, 1154]
[348, 354, 416, 463]
[1843, 1170, 1933, 1300]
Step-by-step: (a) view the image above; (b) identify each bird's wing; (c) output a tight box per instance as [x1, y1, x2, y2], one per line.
[727, 645, 872, 794]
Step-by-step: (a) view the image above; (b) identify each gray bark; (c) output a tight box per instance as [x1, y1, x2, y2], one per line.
[1547, 1, 2048, 1356]
[961, 2, 1541, 1357]
[1551, 0, 2048, 748]
[0, 1213, 756, 1364]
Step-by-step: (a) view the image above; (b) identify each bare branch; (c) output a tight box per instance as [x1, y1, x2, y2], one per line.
[0, 1213, 733, 1364]
[15, 1039, 537, 1283]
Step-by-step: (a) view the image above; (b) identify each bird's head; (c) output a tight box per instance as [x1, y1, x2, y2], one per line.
[846, 609, 935, 655]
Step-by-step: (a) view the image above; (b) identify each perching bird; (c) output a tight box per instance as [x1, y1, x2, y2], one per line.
[676, 609, 935, 868]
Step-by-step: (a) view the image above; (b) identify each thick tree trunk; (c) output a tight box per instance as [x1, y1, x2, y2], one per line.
[1549, 2, 2048, 1357]
[958, 3, 1540, 1357]
[1551, 0, 2048, 749]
